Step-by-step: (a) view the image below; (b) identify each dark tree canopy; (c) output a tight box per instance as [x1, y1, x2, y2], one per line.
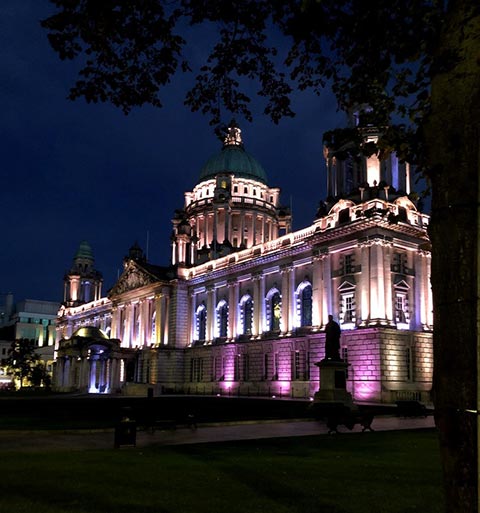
[43, 0, 441, 155]
[42, 2, 480, 512]
[6, 339, 41, 388]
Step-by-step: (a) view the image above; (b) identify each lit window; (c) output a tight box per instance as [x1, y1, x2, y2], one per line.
[300, 284, 312, 327]
[216, 301, 228, 338]
[268, 292, 281, 331]
[196, 305, 207, 341]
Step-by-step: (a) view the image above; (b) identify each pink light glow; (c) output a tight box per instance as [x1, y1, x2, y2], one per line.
[352, 381, 381, 402]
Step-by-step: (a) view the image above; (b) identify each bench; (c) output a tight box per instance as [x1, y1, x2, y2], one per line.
[395, 400, 428, 418]
[144, 413, 198, 433]
[312, 403, 374, 434]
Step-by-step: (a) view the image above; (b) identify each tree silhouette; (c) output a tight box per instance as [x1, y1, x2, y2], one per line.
[6, 339, 41, 388]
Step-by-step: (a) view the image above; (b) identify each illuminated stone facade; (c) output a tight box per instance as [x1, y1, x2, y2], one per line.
[55, 123, 433, 403]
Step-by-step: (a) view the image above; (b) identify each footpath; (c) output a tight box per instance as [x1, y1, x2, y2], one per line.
[0, 415, 435, 452]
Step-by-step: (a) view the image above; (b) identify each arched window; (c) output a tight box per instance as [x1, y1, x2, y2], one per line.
[196, 304, 207, 341]
[239, 295, 253, 335]
[266, 289, 281, 331]
[151, 311, 156, 343]
[216, 300, 228, 338]
[300, 284, 313, 327]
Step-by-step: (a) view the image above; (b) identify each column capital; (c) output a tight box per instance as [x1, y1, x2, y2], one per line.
[417, 249, 430, 258]
[313, 247, 329, 258]
[280, 263, 293, 274]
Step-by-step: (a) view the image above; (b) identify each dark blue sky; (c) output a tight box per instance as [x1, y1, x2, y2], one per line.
[1, 1, 347, 303]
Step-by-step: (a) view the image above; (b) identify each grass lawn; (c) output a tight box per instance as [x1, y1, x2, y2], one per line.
[0, 430, 443, 513]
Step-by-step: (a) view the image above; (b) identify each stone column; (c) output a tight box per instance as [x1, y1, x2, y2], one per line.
[415, 251, 427, 329]
[110, 307, 118, 338]
[203, 215, 208, 247]
[190, 292, 197, 344]
[224, 207, 231, 243]
[383, 242, 393, 323]
[359, 242, 370, 326]
[89, 359, 97, 391]
[163, 293, 170, 345]
[369, 241, 386, 322]
[240, 212, 246, 246]
[322, 254, 333, 324]
[227, 279, 237, 340]
[252, 214, 257, 246]
[280, 265, 290, 333]
[252, 274, 261, 336]
[288, 266, 297, 331]
[155, 294, 163, 345]
[258, 272, 266, 335]
[312, 255, 323, 327]
[425, 253, 433, 328]
[206, 286, 216, 342]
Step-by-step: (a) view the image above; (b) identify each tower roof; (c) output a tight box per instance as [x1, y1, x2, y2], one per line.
[74, 240, 94, 261]
[199, 124, 268, 184]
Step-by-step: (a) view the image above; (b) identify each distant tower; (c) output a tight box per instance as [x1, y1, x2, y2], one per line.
[63, 241, 103, 307]
[323, 110, 412, 206]
[172, 122, 292, 266]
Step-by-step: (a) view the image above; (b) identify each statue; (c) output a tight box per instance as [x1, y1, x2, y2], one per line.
[325, 315, 341, 360]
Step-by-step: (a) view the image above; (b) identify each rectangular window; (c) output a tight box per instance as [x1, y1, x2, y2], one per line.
[405, 347, 412, 381]
[342, 347, 349, 379]
[305, 351, 310, 380]
[344, 254, 354, 274]
[243, 354, 249, 381]
[293, 351, 301, 380]
[212, 356, 217, 381]
[273, 352, 279, 380]
[244, 186, 248, 194]
[234, 185, 238, 193]
[395, 294, 408, 323]
[234, 354, 240, 381]
[263, 353, 269, 380]
[190, 358, 204, 382]
[344, 294, 354, 322]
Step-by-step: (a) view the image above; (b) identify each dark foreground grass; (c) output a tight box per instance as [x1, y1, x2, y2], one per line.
[0, 430, 443, 513]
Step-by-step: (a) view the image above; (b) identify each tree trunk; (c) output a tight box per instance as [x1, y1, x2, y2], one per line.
[425, 2, 480, 511]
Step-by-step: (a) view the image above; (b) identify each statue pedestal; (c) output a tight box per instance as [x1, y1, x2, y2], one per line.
[314, 359, 353, 406]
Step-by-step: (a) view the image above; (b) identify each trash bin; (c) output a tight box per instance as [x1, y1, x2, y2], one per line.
[114, 419, 137, 448]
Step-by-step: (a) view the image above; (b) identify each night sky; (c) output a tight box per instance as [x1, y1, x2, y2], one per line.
[2, 1, 346, 303]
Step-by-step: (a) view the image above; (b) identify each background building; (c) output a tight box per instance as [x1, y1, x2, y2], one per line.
[55, 122, 432, 403]
[0, 296, 59, 386]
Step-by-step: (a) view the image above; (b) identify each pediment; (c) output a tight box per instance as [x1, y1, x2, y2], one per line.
[109, 261, 159, 296]
[338, 278, 356, 291]
[393, 277, 410, 289]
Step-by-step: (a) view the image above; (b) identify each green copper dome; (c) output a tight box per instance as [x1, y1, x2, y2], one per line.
[75, 240, 94, 261]
[199, 124, 268, 184]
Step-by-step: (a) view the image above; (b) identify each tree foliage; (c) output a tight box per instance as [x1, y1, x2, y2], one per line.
[6, 339, 49, 389]
[42, 1, 443, 149]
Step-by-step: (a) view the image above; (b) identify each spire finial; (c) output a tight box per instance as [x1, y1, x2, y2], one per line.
[223, 120, 242, 147]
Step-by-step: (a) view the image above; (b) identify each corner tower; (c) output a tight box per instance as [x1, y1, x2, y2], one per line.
[322, 113, 413, 208]
[172, 123, 291, 265]
[63, 241, 103, 307]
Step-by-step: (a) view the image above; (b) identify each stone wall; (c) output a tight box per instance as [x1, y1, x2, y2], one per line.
[171, 327, 432, 403]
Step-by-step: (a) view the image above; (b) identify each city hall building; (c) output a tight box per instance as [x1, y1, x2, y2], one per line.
[54, 122, 433, 403]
